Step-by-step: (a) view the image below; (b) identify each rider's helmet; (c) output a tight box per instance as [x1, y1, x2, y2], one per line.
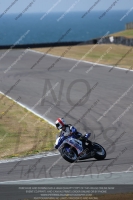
[55, 118, 66, 130]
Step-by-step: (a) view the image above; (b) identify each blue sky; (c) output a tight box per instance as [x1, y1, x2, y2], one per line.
[0, 0, 133, 13]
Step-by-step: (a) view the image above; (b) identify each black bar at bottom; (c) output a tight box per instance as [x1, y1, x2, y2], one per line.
[0, 184, 132, 200]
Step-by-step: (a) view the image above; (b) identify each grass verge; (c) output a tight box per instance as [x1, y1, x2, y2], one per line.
[33, 43, 133, 70]
[110, 29, 133, 38]
[0, 93, 58, 159]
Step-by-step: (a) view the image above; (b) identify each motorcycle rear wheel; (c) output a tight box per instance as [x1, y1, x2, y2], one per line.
[93, 143, 106, 160]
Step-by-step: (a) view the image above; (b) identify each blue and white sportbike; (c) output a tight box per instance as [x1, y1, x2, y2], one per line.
[55, 133, 106, 163]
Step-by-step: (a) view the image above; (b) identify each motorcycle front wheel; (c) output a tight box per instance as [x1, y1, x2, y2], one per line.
[61, 147, 78, 163]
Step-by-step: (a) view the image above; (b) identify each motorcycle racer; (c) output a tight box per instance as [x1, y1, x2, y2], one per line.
[54, 117, 90, 150]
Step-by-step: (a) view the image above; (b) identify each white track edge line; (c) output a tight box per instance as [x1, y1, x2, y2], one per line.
[0, 170, 133, 184]
[0, 91, 59, 163]
[29, 49, 133, 72]
[1, 50, 132, 162]
[0, 91, 55, 127]
[0, 152, 60, 164]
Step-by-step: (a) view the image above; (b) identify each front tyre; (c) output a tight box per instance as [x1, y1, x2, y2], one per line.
[93, 143, 106, 160]
[61, 147, 78, 163]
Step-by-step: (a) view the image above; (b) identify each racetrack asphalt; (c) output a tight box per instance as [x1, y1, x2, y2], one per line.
[0, 49, 133, 184]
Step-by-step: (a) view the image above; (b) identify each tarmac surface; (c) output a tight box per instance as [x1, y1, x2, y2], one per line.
[0, 49, 133, 185]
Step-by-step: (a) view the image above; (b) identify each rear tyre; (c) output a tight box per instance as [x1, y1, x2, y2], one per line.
[61, 147, 78, 163]
[93, 143, 106, 160]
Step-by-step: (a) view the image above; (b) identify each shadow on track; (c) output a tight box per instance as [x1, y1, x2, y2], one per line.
[77, 158, 114, 163]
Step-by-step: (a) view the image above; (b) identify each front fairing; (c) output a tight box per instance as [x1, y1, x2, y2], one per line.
[55, 137, 60, 146]
[59, 136, 83, 155]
